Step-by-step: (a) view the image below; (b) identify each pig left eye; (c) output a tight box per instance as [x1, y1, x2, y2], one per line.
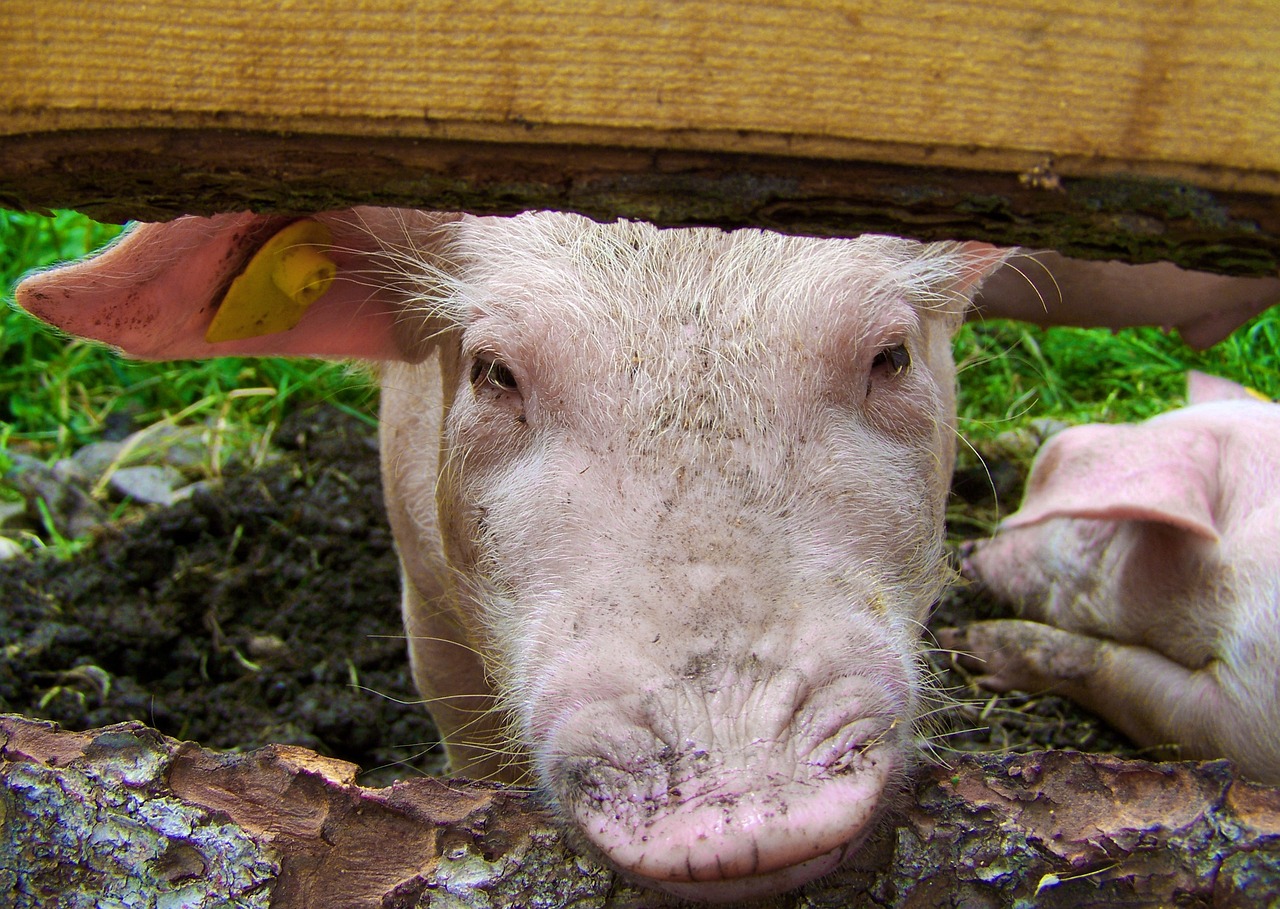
[470, 356, 520, 393]
[871, 343, 910, 378]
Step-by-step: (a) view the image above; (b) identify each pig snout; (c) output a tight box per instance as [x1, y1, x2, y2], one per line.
[548, 664, 904, 899]
[522, 549, 920, 899]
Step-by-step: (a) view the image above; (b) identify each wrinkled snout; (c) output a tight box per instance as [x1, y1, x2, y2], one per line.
[542, 664, 910, 901]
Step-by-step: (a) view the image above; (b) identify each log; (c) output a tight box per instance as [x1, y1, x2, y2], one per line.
[3, 1, 1279, 273]
[5, 130, 1279, 278]
[3, 713, 1278, 907]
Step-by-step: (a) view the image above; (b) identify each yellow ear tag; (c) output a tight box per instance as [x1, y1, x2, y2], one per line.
[205, 219, 337, 343]
[1246, 386, 1272, 402]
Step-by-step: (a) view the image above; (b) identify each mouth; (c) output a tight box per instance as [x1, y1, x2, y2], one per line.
[549, 706, 904, 901]
[645, 838, 857, 903]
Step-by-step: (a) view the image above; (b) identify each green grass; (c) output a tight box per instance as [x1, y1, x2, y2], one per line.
[1, 209, 375, 468]
[3, 207, 1277, 488]
[953, 313, 1280, 457]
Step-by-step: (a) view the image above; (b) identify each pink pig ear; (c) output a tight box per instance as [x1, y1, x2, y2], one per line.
[951, 241, 1011, 297]
[15, 208, 458, 362]
[1186, 370, 1269, 405]
[1002, 422, 1221, 541]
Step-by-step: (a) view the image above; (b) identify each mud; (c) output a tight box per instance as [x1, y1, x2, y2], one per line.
[0, 405, 1140, 790]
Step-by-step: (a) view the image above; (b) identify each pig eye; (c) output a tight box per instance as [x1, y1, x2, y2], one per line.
[470, 356, 520, 393]
[871, 344, 910, 378]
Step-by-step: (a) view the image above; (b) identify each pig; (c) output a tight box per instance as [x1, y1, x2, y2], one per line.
[944, 372, 1280, 785]
[14, 208, 1279, 900]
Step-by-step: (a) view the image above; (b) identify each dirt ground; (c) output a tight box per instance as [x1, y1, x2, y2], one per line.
[0, 406, 444, 786]
[0, 405, 1140, 789]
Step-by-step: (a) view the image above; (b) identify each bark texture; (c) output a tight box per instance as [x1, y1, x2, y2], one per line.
[2, 130, 1278, 276]
[3, 714, 1278, 908]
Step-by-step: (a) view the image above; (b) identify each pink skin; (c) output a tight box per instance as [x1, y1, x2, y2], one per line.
[16, 212, 1279, 897]
[973, 251, 1280, 349]
[944, 372, 1280, 784]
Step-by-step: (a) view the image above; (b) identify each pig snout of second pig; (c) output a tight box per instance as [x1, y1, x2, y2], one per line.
[945, 371, 1280, 784]
[16, 208, 1007, 901]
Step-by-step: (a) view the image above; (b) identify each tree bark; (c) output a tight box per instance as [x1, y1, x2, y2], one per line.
[3, 129, 1278, 278]
[3, 713, 1277, 908]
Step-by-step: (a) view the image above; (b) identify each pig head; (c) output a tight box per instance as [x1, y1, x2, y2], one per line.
[17, 208, 1005, 900]
[946, 372, 1280, 784]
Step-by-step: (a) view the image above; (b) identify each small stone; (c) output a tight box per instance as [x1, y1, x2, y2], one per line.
[5, 451, 106, 539]
[70, 440, 128, 482]
[110, 466, 186, 506]
[0, 536, 23, 560]
[247, 635, 290, 663]
[51, 458, 91, 485]
[125, 424, 209, 473]
[1028, 418, 1072, 443]
[0, 500, 27, 529]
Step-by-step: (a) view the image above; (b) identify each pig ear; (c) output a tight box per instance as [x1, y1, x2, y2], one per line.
[972, 251, 1280, 349]
[950, 242, 1012, 298]
[1186, 370, 1269, 405]
[15, 208, 458, 362]
[1002, 423, 1221, 541]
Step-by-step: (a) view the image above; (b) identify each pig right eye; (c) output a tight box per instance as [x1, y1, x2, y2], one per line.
[470, 356, 520, 394]
[871, 343, 910, 378]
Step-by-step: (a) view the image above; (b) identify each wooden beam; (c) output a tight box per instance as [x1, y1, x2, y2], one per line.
[2, 1, 1278, 272]
[6, 0, 1280, 184]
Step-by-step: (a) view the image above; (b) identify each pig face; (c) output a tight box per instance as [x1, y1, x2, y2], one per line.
[378, 215, 1003, 899]
[18, 208, 1004, 899]
[946, 372, 1280, 785]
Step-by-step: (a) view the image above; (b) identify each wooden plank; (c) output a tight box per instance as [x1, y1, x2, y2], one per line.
[2, 1, 1278, 272]
[4, 0, 1278, 188]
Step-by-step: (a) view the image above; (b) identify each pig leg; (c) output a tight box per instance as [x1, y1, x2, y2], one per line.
[939, 620, 1227, 761]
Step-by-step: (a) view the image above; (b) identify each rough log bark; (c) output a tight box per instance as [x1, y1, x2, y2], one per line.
[3, 129, 1278, 278]
[3, 713, 1278, 908]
